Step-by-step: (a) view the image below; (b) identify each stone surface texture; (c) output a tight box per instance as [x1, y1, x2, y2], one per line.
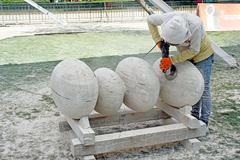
[152, 58, 204, 108]
[116, 57, 160, 112]
[94, 68, 125, 115]
[50, 58, 98, 119]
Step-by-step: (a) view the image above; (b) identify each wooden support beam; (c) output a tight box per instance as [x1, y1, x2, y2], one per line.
[89, 107, 167, 128]
[89, 105, 135, 119]
[71, 122, 206, 157]
[59, 106, 174, 133]
[59, 120, 71, 132]
[24, 0, 67, 27]
[160, 104, 201, 129]
[60, 117, 177, 133]
[82, 155, 96, 160]
[179, 105, 192, 114]
[71, 138, 82, 157]
[66, 116, 95, 146]
[60, 105, 173, 131]
[149, 0, 174, 13]
[182, 138, 201, 152]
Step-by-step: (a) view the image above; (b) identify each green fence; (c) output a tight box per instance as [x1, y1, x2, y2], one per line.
[0, 1, 199, 11]
[0, 1, 197, 25]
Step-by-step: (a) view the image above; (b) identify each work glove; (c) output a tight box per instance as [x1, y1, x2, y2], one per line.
[160, 57, 172, 73]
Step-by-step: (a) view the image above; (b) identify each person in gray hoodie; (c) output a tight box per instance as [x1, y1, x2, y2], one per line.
[148, 12, 214, 125]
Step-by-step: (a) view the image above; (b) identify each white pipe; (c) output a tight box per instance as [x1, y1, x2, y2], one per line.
[24, 0, 67, 27]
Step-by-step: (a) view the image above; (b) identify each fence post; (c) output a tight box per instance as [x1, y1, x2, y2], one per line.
[90, 4, 91, 22]
[0, 2, 4, 26]
[104, 2, 108, 22]
[77, 3, 80, 22]
[65, 4, 68, 23]
[28, 3, 31, 24]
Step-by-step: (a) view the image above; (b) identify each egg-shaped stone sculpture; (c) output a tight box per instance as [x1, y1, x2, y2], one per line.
[152, 58, 204, 108]
[116, 57, 160, 112]
[50, 58, 98, 119]
[94, 68, 125, 115]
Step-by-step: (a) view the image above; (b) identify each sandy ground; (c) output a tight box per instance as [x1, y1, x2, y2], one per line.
[0, 22, 148, 40]
[0, 22, 240, 160]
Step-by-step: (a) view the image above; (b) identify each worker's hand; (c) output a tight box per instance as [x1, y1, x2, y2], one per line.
[156, 41, 161, 49]
[160, 57, 172, 73]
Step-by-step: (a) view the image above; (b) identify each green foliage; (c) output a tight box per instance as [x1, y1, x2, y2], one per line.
[1, 0, 133, 4]
[1, 0, 50, 3]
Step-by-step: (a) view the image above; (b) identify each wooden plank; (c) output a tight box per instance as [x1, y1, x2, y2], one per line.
[59, 121, 71, 132]
[89, 108, 166, 128]
[71, 138, 82, 157]
[24, 0, 67, 27]
[61, 105, 170, 128]
[210, 40, 239, 68]
[59, 105, 172, 132]
[136, 0, 154, 15]
[59, 117, 177, 133]
[89, 105, 134, 119]
[82, 155, 96, 160]
[72, 122, 206, 156]
[182, 138, 201, 152]
[160, 104, 201, 129]
[66, 116, 95, 146]
[149, 0, 174, 13]
[179, 105, 192, 114]
[93, 118, 178, 135]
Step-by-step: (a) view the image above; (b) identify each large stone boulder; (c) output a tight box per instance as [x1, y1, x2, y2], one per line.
[116, 57, 160, 112]
[94, 68, 125, 115]
[153, 58, 204, 108]
[50, 58, 98, 119]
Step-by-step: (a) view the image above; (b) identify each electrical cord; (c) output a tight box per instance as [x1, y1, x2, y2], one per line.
[143, 43, 158, 58]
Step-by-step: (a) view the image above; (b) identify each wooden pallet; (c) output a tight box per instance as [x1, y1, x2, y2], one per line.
[59, 101, 207, 160]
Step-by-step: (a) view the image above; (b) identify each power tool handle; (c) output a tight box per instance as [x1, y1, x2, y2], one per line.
[160, 40, 170, 58]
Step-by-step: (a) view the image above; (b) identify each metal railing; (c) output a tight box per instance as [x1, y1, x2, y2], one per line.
[0, 1, 197, 25]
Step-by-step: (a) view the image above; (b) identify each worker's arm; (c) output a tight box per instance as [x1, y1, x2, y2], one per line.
[147, 15, 162, 44]
[171, 28, 202, 63]
[147, 21, 161, 44]
[171, 49, 196, 63]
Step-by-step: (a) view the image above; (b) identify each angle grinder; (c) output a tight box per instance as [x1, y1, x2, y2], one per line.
[143, 40, 177, 80]
[136, 0, 177, 80]
[160, 40, 177, 80]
